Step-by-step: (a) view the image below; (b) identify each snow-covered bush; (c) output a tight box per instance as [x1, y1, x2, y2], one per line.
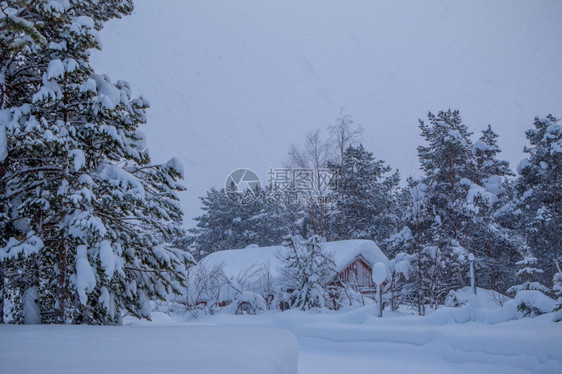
[514, 290, 555, 318]
[221, 264, 273, 314]
[230, 291, 267, 315]
[489, 290, 510, 308]
[328, 281, 366, 310]
[183, 262, 226, 317]
[180, 260, 276, 317]
[507, 247, 549, 295]
[503, 246, 554, 318]
[277, 235, 337, 311]
[385, 252, 413, 312]
[445, 290, 468, 308]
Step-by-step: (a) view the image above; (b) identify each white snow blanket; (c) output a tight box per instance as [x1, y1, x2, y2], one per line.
[192, 306, 562, 374]
[196, 239, 388, 301]
[0, 324, 298, 374]
[201, 239, 387, 279]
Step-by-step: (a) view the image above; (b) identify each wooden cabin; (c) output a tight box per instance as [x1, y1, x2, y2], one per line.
[191, 239, 389, 309]
[329, 254, 377, 297]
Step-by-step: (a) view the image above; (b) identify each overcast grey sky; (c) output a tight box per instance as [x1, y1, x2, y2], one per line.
[91, 0, 562, 226]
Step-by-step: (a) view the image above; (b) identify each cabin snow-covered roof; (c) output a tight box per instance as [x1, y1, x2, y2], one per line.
[199, 239, 388, 280]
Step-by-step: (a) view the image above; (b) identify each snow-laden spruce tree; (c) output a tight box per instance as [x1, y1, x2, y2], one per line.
[468, 125, 518, 290]
[186, 186, 302, 260]
[416, 110, 478, 297]
[507, 244, 548, 295]
[328, 144, 401, 245]
[277, 235, 336, 310]
[510, 115, 561, 285]
[507, 243, 553, 317]
[384, 111, 516, 313]
[384, 178, 433, 315]
[0, 0, 192, 324]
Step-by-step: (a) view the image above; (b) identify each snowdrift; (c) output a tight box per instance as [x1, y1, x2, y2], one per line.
[0, 325, 299, 374]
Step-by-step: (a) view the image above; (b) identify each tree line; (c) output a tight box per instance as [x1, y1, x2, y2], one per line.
[184, 110, 561, 315]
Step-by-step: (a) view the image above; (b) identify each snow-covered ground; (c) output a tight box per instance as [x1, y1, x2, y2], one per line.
[185, 307, 562, 374]
[0, 287, 562, 374]
[0, 322, 298, 374]
[3, 294, 560, 374]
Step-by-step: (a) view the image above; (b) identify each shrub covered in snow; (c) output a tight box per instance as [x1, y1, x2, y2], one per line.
[230, 291, 267, 315]
[507, 247, 549, 295]
[514, 290, 556, 318]
[445, 290, 468, 308]
[277, 235, 337, 311]
[327, 282, 366, 310]
[179, 260, 275, 317]
[182, 262, 226, 317]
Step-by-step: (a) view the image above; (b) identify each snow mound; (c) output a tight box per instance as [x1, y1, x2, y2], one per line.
[0, 325, 299, 374]
[514, 290, 556, 315]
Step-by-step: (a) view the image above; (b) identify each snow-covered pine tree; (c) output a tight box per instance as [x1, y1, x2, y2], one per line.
[328, 144, 401, 244]
[394, 110, 513, 308]
[507, 243, 548, 295]
[0, 0, 192, 324]
[0, 0, 54, 324]
[473, 125, 514, 183]
[385, 178, 432, 315]
[415, 110, 478, 303]
[0, 0, 78, 324]
[511, 115, 561, 285]
[186, 187, 253, 259]
[186, 186, 303, 260]
[277, 235, 336, 310]
[468, 125, 518, 290]
[249, 187, 305, 248]
[507, 243, 552, 317]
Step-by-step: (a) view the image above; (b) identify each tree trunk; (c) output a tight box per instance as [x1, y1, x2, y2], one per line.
[0, 263, 4, 324]
[56, 237, 67, 324]
[0, 159, 7, 324]
[470, 259, 477, 295]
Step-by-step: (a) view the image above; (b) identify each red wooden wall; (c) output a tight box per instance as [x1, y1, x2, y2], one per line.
[336, 257, 375, 292]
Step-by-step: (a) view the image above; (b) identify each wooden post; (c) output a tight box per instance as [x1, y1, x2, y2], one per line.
[372, 262, 387, 318]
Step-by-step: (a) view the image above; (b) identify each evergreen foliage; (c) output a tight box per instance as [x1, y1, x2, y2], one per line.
[328, 144, 401, 245]
[0, 0, 192, 325]
[277, 235, 336, 311]
[507, 244, 548, 295]
[186, 187, 304, 260]
[511, 115, 561, 284]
